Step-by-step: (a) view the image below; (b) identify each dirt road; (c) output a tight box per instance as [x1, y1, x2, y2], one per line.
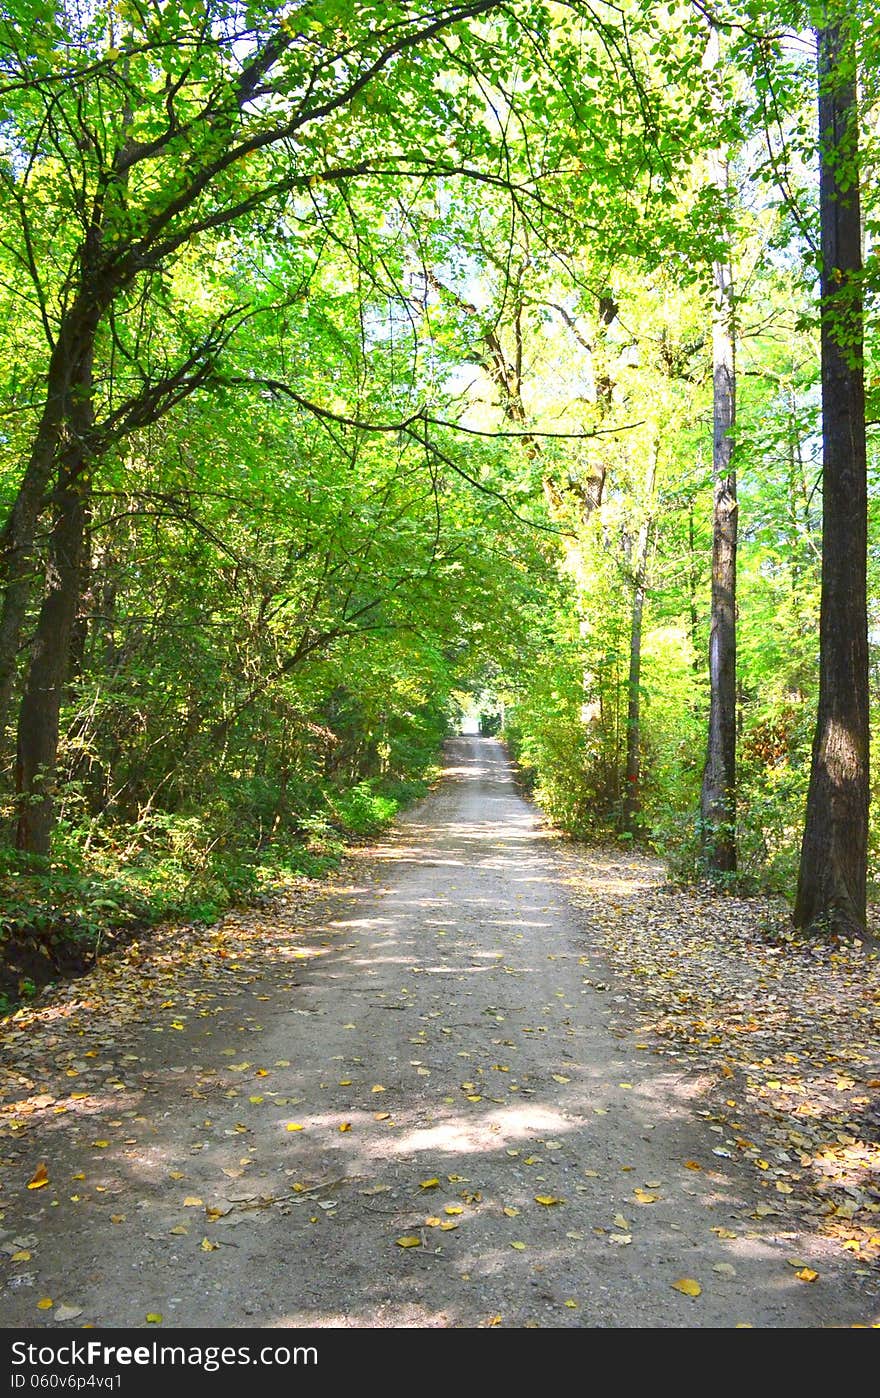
[1, 738, 875, 1328]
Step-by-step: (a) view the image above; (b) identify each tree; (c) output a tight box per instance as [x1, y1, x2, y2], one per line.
[699, 24, 738, 874]
[794, 9, 868, 935]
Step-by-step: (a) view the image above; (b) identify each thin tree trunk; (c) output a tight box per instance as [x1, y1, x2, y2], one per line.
[622, 454, 657, 834]
[622, 570, 647, 833]
[700, 120, 738, 874]
[794, 16, 868, 936]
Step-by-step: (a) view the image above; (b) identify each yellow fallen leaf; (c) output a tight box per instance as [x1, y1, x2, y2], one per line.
[634, 1189, 659, 1204]
[535, 1195, 563, 1206]
[146, 1314, 162, 1324]
[395, 1236, 421, 1248]
[92, 1140, 109, 1148]
[502, 1206, 520, 1218]
[551, 1074, 571, 1084]
[439, 1221, 459, 1231]
[564, 1299, 578, 1308]
[338, 1080, 352, 1087]
[200, 1238, 219, 1252]
[371, 1085, 385, 1093]
[37, 1298, 53, 1310]
[776, 1181, 793, 1194]
[72, 1173, 85, 1181]
[671, 1278, 701, 1297]
[420, 1178, 440, 1189]
[613, 1213, 629, 1231]
[339, 1122, 352, 1133]
[466, 1094, 482, 1102]
[511, 1240, 526, 1250]
[712, 1227, 737, 1239]
[169, 1225, 188, 1236]
[168, 1171, 185, 1180]
[795, 1267, 818, 1283]
[27, 1164, 49, 1189]
[425, 1217, 442, 1227]
[183, 1196, 203, 1207]
[11, 1250, 31, 1262]
[486, 1315, 502, 1327]
[248, 1096, 263, 1105]
[445, 1205, 463, 1216]
[286, 1123, 304, 1132]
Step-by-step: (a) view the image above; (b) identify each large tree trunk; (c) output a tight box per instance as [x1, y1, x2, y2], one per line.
[700, 138, 737, 874]
[15, 473, 88, 855]
[0, 300, 102, 749]
[794, 17, 868, 936]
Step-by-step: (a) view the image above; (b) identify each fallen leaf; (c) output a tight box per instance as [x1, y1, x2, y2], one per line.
[286, 1123, 304, 1132]
[371, 1085, 385, 1093]
[420, 1178, 440, 1190]
[54, 1305, 83, 1322]
[502, 1206, 520, 1218]
[612, 1213, 630, 1230]
[511, 1241, 526, 1250]
[534, 1195, 563, 1206]
[183, 1196, 203, 1207]
[338, 1123, 352, 1133]
[551, 1074, 571, 1084]
[445, 1205, 463, 1216]
[713, 1263, 737, 1277]
[634, 1189, 659, 1204]
[671, 1278, 702, 1297]
[395, 1236, 421, 1248]
[200, 1238, 219, 1252]
[795, 1267, 819, 1283]
[37, 1298, 53, 1311]
[684, 1161, 702, 1171]
[11, 1250, 31, 1262]
[27, 1164, 48, 1190]
[169, 1225, 188, 1236]
[146, 1314, 162, 1325]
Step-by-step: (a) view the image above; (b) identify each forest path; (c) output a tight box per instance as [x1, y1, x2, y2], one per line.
[1, 738, 875, 1329]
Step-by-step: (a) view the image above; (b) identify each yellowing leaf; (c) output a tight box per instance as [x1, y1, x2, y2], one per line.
[425, 1217, 441, 1227]
[439, 1221, 459, 1231]
[286, 1123, 304, 1132]
[395, 1235, 421, 1248]
[511, 1241, 526, 1250]
[671, 1278, 702, 1297]
[371, 1085, 385, 1093]
[502, 1206, 520, 1218]
[200, 1238, 219, 1252]
[11, 1250, 31, 1262]
[183, 1196, 203, 1207]
[37, 1298, 53, 1311]
[684, 1160, 702, 1171]
[445, 1205, 463, 1216]
[712, 1227, 737, 1239]
[634, 1189, 659, 1204]
[551, 1074, 570, 1084]
[534, 1195, 563, 1206]
[612, 1213, 629, 1230]
[168, 1171, 185, 1180]
[564, 1299, 578, 1309]
[374, 1112, 390, 1121]
[795, 1267, 818, 1283]
[338, 1122, 352, 1133]
[169, 1225, 188, 1236]
[248, 1096, 263, 1105]
[146, 1314, 162, 1325]
[27, 1163, 49, 1189]
[92, 1140, 109, 1148]
[420, 1178, 440, 1189]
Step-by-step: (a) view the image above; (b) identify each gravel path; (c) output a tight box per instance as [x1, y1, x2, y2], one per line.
[1, 737, 875, 1328]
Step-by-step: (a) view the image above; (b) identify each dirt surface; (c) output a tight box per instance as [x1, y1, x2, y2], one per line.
[1, 737, 877, 1329]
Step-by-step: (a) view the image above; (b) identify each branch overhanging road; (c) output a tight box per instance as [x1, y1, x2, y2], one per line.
[0, 738, 875, 1328]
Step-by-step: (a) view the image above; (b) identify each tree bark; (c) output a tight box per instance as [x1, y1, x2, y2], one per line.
[700, 141, 738, 874]
[15, 473, 88, 854]
[622, 453, 656, 835]
[794, 17, 868, 936]
[0, 299, 102, 748]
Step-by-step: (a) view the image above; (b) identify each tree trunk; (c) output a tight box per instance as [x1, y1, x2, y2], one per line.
[700, 143, 738, 874]
[15, 473, 88, 854]
[0, 300, 102, 750]
[622, 453, 656, 835]
[794, 16, 868, 936]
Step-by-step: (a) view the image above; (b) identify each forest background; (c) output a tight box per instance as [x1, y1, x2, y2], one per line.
[0, 0, 876, 1009]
